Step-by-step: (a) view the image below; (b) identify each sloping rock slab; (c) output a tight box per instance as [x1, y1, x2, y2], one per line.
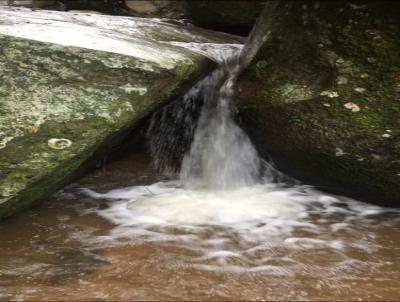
[0, 7, 240, 219]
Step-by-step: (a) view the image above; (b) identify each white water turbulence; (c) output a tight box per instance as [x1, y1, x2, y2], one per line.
[179, 65, 263, 190]
[79, 1, 400, 273]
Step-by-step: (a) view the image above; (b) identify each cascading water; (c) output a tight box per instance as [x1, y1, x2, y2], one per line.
[80, 0, 399, 277]
[149, 1, 289, 189]
[179, 61, 264, 190]
[82, 0, 379, 227]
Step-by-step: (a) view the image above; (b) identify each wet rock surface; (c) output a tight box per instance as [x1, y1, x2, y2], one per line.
[237, 1, 400, 206]
[0, 7, 243, 219]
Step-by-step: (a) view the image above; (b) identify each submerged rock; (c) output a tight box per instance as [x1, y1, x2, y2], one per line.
[237, 1, 400, 206]
[0, 7, 241, 219]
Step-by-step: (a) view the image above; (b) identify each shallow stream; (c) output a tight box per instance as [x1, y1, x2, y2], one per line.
[0, 153, 399, 301]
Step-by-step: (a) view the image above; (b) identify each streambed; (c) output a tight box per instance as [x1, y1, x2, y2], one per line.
[1, 153, 399, 301]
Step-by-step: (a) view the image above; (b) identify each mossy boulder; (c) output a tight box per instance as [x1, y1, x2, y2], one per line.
[0, 7, 242, 220]
[237, 1, 400, 206]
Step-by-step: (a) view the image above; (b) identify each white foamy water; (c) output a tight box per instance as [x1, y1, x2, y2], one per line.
[79, 181, 399, 270]
[83, 183, 309, 226]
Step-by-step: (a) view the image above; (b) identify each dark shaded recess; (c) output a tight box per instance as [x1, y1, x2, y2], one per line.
[108, 86, 206, 175]
[280, 0, 400, 19]
[239, 115, 386, 207]
[185, 0, 266, 36]
[71, 89, 203, 183]
[354, 0, 400, 18]
[60, 0, 132, 15]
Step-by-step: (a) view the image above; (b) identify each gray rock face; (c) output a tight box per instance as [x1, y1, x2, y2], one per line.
[237, 1, 400, 206]
[0, 7, 241, 219]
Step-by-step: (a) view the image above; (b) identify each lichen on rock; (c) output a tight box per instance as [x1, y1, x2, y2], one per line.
[47, 138, 73, 150]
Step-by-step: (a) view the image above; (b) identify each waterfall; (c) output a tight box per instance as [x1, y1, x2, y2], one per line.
[78, 2, 398, 282]
[179, 57, 262, 190]
[148, 1, 289, 190]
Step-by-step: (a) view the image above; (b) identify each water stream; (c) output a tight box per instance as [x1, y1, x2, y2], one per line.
[1, 153, 399, 300]
[1, 2, 399, 301]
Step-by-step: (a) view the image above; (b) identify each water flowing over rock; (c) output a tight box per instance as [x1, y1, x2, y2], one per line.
[178, 63, 263, 190]
[0, 7, 243, 219]
[236, 1, 400, 206]
[147, 2, 286, 190]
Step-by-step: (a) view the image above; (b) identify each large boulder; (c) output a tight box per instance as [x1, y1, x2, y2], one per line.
[0, 7, 241, 219]
[237, 1, 400, 206]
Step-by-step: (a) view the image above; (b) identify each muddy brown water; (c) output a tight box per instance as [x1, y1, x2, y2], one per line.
[0, 153, 399, 301]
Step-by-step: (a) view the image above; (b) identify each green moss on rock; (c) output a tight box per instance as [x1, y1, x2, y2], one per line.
[0, 34, 215, 220]
[237, 1, 400, 206]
